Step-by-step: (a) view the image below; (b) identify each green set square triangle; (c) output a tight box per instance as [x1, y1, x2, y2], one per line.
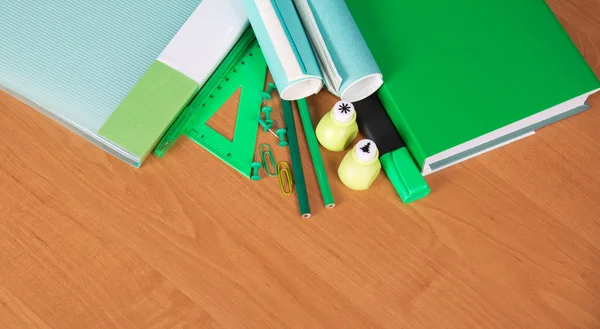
[155, 29, 268, 178]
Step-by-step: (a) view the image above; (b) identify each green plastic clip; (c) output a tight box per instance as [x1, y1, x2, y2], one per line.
[276, 128, 288, 147]
[260, 144, 278, 177]
[257, 117, 270, 132]
[262, 83, 277, 101]
[251, 162, 262, 181]
[262, 106, 272, 121]
[265, 119, 274, 130]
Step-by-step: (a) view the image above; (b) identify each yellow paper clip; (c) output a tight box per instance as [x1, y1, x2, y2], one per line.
[277, 161, 294, 196]
[260, 144, 277, 177]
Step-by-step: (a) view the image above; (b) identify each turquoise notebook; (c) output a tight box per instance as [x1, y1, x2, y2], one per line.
[1, 0, 249, 166]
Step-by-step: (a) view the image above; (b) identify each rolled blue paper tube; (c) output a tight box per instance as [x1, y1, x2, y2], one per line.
[242, 0, 324, 101]
[294, 0, 383, 102]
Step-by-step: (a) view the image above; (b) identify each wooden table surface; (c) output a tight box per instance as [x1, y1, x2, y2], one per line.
[1, 1, 600, 328]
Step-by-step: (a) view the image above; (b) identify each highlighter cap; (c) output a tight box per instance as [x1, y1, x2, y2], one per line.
[380, 148, 430, 203]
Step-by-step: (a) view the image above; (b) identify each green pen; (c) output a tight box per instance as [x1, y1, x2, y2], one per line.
[297, 99, 335, 208]
[282, 100, 312, 218]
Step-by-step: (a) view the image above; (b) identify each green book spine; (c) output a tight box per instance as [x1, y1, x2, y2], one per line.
[377, 85, 428, 168]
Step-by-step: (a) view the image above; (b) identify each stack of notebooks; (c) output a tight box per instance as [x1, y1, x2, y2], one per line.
[1, 0, 599, 175]
[1, 0, 248, 167]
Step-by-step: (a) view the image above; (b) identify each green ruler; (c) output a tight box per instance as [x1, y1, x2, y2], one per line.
[155, 29, 268, 178]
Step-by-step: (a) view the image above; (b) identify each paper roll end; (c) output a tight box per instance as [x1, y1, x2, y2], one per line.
[280, 78, 323, 100]
[340, 73, 383, 102]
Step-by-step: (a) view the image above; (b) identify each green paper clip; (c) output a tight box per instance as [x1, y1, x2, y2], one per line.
[260, 144, 277, 177]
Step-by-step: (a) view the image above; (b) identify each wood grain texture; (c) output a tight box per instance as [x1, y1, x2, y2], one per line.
[1, 1, 600, 328]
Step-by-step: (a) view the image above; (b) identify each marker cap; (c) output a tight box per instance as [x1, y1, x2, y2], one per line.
[380, 148, 430, 203]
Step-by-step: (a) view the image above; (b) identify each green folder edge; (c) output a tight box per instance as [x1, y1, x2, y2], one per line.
[98, 61, 199, 167]
[0, 84, 140, 167]
[379, 85, 593, 172]
[428, 103, 590, 170]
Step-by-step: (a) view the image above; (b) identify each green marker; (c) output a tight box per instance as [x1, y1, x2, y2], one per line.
[354, 95, 430, 203]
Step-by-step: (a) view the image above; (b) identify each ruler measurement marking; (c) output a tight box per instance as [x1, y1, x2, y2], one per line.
[182, 43, 264, 178]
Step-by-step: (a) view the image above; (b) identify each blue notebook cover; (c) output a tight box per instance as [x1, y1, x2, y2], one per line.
[0, 0, 202, 161]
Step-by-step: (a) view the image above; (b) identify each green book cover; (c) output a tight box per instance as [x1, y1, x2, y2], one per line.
[345, 0, 600, 174]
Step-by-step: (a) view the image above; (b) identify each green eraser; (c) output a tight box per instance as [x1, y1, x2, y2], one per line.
[99, 60, 199, 165]
[380, 148, 430, 203]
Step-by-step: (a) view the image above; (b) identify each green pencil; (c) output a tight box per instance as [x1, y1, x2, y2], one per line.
[282, 100, 311, 218]
[296, 99, 335, 208]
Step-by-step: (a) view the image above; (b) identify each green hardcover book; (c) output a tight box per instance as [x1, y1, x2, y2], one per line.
[345, 0, 600, 175]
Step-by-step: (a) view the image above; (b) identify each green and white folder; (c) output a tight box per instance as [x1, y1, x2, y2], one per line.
[1, 0, 248, 167]
[345, 0, 600, 174]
